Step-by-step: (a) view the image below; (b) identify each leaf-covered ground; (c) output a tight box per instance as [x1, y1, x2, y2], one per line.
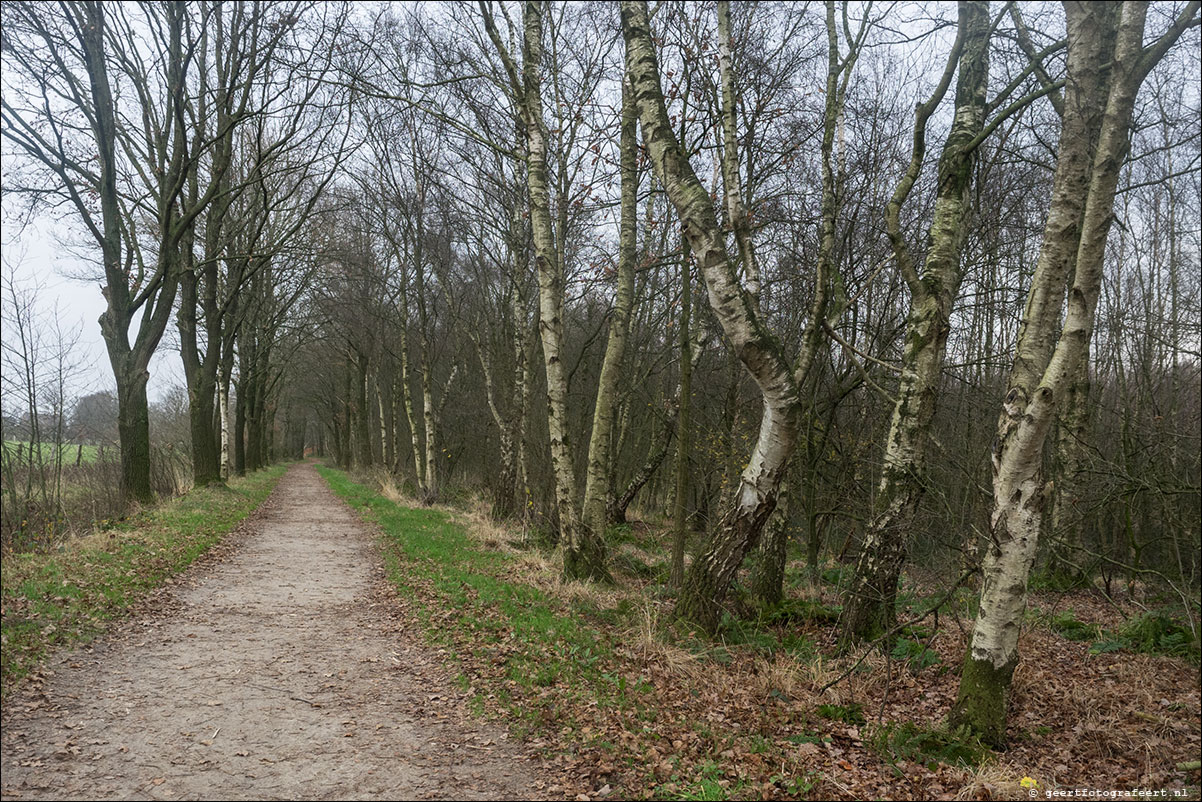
[325, 467, 1201, 801]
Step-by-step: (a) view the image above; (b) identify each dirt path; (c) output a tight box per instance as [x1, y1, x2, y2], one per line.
[1, 463, 549, 801]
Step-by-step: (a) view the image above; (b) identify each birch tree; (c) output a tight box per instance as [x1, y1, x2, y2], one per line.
[949, 0, 1200, 745]
[839, 0, 992, 644]
[624, 0, 800, 630]
[580, 78, 638, 544]
[480, 0, 610, 580]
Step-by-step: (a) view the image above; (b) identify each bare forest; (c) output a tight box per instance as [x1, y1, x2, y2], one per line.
[2, 2, 1200, 800]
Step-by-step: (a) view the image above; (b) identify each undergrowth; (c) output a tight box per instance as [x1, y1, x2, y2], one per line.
[871, 721, 991, 771]
[1089, 612, 1199, 661]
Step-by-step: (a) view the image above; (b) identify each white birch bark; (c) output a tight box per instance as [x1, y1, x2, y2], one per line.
[623, 0, 799, 631]
[951, 0, 1199, 744]
[481, 0, 610, 579]
[840, 0, 989, 645]
[218, 381, 230, 480]
[581, 76, 638, 545]
[716, 1, 758, 303]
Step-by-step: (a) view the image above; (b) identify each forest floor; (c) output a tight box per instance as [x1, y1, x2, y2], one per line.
[320, 467, 1202, 802]
[3, 462, 1199, 801]
[0, 462, 549, 801]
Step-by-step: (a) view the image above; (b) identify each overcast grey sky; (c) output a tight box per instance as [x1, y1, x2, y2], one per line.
[1, 204, 185, 406]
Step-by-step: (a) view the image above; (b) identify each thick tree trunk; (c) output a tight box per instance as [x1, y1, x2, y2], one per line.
[623, 0, 800, 632]
[234, 378, 247, 476]
[840, 1, 990, 646]
[81, 2, 179, 504]
[179, 250, 223, 487]
[950, 0, 1195, 744]
[112, 361, 154, 503]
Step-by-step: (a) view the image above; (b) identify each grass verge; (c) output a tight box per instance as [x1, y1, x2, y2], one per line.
[1, 464, 287, 697]
[320, 467, 848, 800]
[318, 466, 647, 736]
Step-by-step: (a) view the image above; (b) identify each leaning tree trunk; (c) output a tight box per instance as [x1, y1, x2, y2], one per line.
[950, 0, 1196, 745]
[840, 0, 990, 645]
[623, 0, 800, 632]
[609, 411, 673, 525]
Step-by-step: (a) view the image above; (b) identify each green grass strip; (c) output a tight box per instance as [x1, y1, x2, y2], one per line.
[2, 440, 105, 464]
[1, 464, 288, 697]
[317, 465, 647, 741]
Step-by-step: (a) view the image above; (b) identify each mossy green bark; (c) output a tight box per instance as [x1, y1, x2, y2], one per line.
[948, 648, 1018, 746]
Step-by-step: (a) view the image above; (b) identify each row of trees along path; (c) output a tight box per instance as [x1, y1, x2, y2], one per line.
[2, 0, 1198, 756]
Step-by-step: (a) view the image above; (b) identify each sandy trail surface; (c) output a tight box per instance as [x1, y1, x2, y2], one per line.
[1, 463, 547, 801]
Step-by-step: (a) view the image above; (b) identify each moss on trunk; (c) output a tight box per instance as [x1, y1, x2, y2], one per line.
[948, 649, 1018, 746]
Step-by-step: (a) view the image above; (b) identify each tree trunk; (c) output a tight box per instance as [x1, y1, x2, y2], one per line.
[179, 241, 222, 486]
[419, 361, 438, 503]
[582, 78, 639, 545]
[670, 240, 693, 587]
[623, 0, 800, 632]
[609, 413, 673, 525]
[218, 366, 232, 479]
[234, 377, 247, 476]
[518, 0, 610, 581]
[950, 0, 1196, 745]
[717, 0, 758, 301]
[80, 1, 179, 504]
[751, 472, 792, 606]
[1050, 348, 1091, 579]
[841, 0, 991, 645]
[356, 351, 373, 470]
[112, 361, 154, 503]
